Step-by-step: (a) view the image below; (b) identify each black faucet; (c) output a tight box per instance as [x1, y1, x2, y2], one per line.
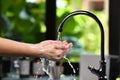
[57, 10, 107, 80]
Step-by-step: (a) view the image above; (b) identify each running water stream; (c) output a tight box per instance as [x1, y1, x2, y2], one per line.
[57, 32, 76, 80]
[34, 32, 77, 80]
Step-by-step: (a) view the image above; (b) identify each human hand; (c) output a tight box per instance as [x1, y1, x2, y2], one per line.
[31, 40, 72, 60]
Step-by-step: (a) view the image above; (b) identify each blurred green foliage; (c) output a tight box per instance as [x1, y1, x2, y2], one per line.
[1, 0, 46, 43]
[0, 0, 107, 62]
[116, 77, 120, 80]
[56, 0, 107, 56]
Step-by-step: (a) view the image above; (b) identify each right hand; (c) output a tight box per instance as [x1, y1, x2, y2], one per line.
[33, 40, 72, 60]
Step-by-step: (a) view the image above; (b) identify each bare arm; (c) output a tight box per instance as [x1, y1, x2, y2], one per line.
[0, 38, 72, 60]
[0, 37, 38, 56]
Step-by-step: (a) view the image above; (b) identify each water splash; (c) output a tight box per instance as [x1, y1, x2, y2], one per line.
[64, 56, 76, 80]
[40, 32, 62, 80]
[41, 58, 53, 80]
[57, 32, 76, 80]
[33, 32, 76, 80]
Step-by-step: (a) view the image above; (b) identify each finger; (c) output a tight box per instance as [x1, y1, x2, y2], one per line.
[66, 43, 73, 48]
[62, 40, 68, 46]
[69, 43, 73, 48]
[54, 45, 66, 49]
[62, 40, 67, 43]
[55, 50, 65, 59]
[62, 43, 73, 55]
[54, 40, 62, 43]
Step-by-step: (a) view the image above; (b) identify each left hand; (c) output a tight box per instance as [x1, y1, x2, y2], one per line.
[32, 40, 72, 60]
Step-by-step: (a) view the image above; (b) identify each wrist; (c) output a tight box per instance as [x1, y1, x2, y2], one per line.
[29, 44, 45, 57]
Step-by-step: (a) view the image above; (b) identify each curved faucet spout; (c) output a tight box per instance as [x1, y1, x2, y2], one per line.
[57, 10, 107, 80]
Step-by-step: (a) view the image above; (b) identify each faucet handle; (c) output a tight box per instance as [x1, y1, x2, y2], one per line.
[88, 65, 100, 77]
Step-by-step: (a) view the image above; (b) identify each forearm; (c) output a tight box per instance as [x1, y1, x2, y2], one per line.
[0, 38, 41, 56]
[0, 37, 72, 60]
